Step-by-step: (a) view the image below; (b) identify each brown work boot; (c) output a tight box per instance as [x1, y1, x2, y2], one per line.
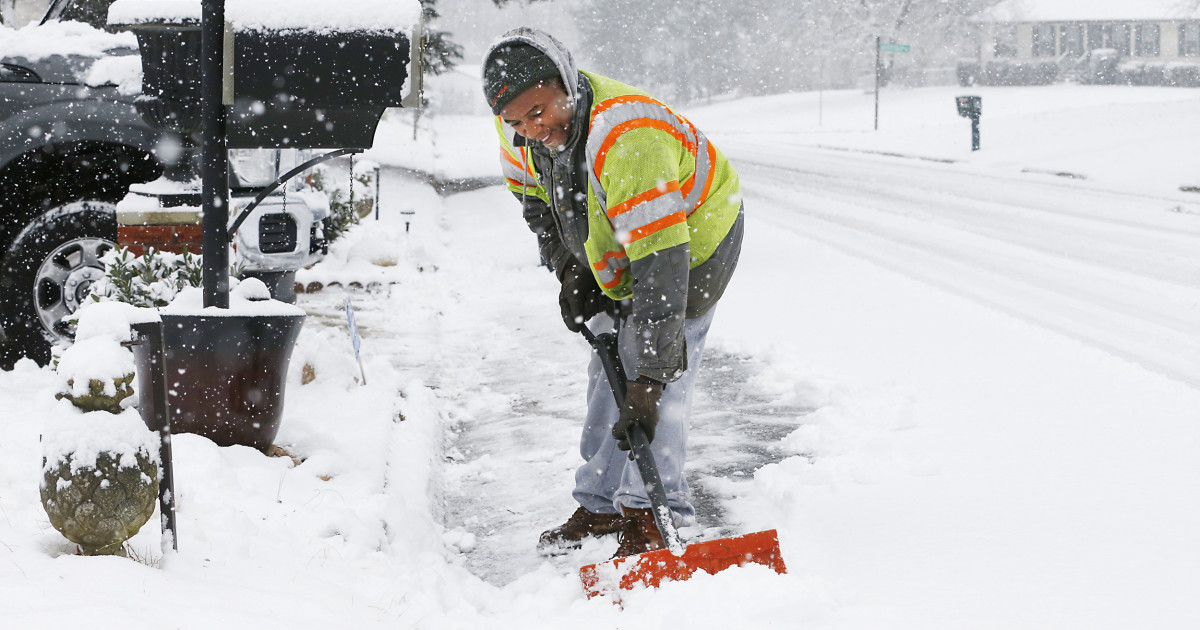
[611, 507, 666, 559]
[538, 506, 626, 554]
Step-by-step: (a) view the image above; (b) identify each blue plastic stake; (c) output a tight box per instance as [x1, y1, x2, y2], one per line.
[345, 296, 366, 385]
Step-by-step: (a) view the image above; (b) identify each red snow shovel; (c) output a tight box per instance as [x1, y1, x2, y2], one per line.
[578, 326, 787, 598]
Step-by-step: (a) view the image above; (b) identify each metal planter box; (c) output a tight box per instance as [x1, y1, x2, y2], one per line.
[131, 313, 305, 452]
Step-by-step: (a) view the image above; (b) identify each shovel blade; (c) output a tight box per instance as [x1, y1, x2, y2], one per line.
[580, 529, 787, 598]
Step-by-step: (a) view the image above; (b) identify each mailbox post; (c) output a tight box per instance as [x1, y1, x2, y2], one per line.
[200, 0, 229, 308]
[956, 95, 982, 151]
[107, 0, 423, 547]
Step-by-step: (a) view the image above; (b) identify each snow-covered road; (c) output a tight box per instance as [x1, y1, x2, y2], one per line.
[703, 140, 1200, 628]
[727, 143, 1200, 388]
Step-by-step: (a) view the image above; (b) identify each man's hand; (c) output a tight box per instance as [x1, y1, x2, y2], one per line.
[558, 258, 610, 332]
[613, 378, 665, 451]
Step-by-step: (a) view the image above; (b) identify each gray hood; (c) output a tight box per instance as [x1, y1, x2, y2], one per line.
[482, 27, 580, 107]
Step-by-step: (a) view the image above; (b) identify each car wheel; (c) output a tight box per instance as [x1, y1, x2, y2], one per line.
[0, 201, 117, 365]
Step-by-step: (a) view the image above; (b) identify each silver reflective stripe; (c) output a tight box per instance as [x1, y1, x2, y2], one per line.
[594, 252, 630, 287]
[587, 101, 696, 169]
[500, 154, 538, 188]
[586, 98, 703, 220]
[588, 166, 606, 212]
[608, 188, 685, 237]
[684, 131, 711, 213]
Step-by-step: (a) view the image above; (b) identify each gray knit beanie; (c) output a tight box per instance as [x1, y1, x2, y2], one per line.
[482, 43, 560, 115]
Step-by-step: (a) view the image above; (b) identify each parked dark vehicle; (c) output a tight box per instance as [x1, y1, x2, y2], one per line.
[0, 15, 333, 366]
[0, 19, 161, 365]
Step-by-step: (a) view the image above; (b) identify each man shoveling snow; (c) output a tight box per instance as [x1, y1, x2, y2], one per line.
[481, 27, 745, 559]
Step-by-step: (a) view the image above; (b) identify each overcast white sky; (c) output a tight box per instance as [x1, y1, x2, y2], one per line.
[438, 0, 587, 67]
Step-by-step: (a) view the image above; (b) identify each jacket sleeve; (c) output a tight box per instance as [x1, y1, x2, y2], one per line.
[629, 242, 690, 382]
[596, 133, 694, 382]
[514, 193, 573, 276]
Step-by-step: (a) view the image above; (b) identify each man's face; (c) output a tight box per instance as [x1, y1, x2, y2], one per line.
[499, 79, 573, 150]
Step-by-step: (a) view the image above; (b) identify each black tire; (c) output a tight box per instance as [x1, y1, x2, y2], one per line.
[0, 201, 117, 365]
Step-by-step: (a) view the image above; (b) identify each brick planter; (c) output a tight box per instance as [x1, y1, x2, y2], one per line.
[116, 206, 202, 256]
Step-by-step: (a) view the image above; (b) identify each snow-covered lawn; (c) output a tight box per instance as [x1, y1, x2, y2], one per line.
[2, 83, 1198, 628]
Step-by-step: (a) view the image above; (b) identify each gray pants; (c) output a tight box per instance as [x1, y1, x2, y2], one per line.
[572, 308, 715, 525]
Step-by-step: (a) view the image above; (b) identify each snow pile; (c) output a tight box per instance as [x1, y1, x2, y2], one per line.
[43, 299, 160, 473]
[41, 407, 160, 474]
[54, 301, 157, 400]
[160, 277, 305, 317]
[84, 53, 142, 94]
[108, 0, 422, 32]
[0, 20, 137, 61]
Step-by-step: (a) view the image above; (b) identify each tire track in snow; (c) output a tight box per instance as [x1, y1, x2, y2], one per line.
[730, 148, 1200, 389]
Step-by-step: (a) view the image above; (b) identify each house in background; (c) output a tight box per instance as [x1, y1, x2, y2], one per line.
[961, 0, 1200, 86]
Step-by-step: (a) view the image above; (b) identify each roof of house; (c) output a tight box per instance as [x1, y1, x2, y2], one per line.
[981, 0, 1200, 23]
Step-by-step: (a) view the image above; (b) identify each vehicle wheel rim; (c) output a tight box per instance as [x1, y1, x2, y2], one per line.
[33, 237, 113, 340]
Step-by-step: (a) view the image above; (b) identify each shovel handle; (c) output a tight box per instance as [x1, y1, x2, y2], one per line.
[581, 327, 627, 404]
[581, 326, 685, 554]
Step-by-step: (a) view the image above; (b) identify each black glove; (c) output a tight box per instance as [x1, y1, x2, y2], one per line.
[613, 378, 665, 452]
[557, 257, 611, 333]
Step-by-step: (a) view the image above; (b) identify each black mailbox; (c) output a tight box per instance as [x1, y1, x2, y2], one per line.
[956, 95, 981, 119]
[114, 15, 420, 150]
[228, 29, 415, 148]
[955, 95, 982, 151]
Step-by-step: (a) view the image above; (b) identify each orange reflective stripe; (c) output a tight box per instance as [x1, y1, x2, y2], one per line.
[601, 266, 627, 289]
[505, 177, 536, 189]
[680, 114, 699, 141]
[592, 250, 627, 271]
[594, 119, 693, 180]
[627, 211, 687, 243]
[681, 171, 697, 198]
[606, 180, 680, 220]
[501, 147, 535, 178]
[591, 94, 664, 125]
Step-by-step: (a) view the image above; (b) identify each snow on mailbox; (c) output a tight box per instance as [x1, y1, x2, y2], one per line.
[108, 0, 423, 149]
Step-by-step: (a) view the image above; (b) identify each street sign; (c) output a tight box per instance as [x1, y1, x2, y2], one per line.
[879, 43, 910, 53]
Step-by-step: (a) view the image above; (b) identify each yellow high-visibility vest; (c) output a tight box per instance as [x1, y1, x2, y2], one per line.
[496, 70, 741, 300]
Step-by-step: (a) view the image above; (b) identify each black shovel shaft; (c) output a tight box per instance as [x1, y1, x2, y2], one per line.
[581, 327, 684, 553]
[625, 424, 684, 552]
[583, 328, 627, 405]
